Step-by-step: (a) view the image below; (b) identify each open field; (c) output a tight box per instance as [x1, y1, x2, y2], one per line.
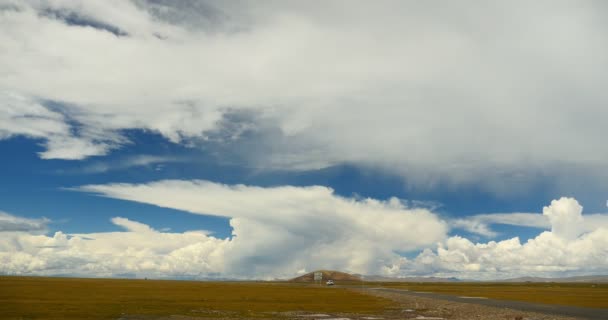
[2, 276, 607, 320]
[0, 276, 391, 320]
[373, 282, 608, 309]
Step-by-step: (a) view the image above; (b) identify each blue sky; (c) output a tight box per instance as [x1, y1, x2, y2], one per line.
[1, 0, 608, 280]
[1, 130, 579, 240]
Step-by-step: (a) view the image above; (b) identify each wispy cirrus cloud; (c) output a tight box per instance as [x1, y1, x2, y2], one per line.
[0, 211, 49, 233]
[60, 155, 187, 174]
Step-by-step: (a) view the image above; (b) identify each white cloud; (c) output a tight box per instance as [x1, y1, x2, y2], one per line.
[403, 198, 608, 279]
[451, 207, 608, 238]
[452, 213, 549, 238]
[76, 179, 448, 277]
[111, 217, 155, 233]
[2, 192, 607, 279]
[1, 1, 607, 190]
[0, 92, 124, 159]
[0, 216, 225, 278]
[543, 197, 584, 241]
[0, 211, 48, 233]
[1, 181, 447, 278]
[71, 155, 184, 174]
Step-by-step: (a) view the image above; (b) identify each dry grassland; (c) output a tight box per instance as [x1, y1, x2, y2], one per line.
[0, 276, 391, 320]
[2, 276, 606, 320]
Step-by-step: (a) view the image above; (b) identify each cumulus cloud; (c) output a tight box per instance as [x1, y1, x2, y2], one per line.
[0, 216, 225, 278]
[2, 191, 607, 279]
[1, 1, 608, 191]
[75, 179, 448, 277]
[403, 198, 608, 279]
[543, 197, 585, 240]
[452, 205, 608, 238]
[1, 180, 447, 278]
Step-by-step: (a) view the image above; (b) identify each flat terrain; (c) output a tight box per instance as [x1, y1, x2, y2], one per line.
[2, 276, 608, 320]
[363, 288, 587, 320]
[0, 276, 391, 319]
[374, 282, 608, 309]
[368, 288, 608, 320]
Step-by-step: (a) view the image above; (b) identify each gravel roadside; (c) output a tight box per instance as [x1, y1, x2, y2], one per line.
[358, 288, 584, 320]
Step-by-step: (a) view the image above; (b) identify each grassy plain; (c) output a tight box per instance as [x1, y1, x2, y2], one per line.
[2, 277, 607, 319]
[0, 276, 391, 320]
[375, 281, 608, 308]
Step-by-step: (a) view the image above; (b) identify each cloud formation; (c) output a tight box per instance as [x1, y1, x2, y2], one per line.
[2, 183, 608, 279]
[0, 211, 48, 233]
[0, 93, 121, 159]
[1, 1, 607, 192]
[76, 179, 448, 277]
[403, 198, 608, 279]
[70, 155, 184, 174]
[452, 205, 608, 238]
[1, 181, 448, 279]
[0, 215, 225, 278]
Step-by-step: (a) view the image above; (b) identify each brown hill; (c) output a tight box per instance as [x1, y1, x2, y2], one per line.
[290, 270, 361, 282]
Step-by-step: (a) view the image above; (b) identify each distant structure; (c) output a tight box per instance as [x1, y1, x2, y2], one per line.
[289, 270, 361, 282]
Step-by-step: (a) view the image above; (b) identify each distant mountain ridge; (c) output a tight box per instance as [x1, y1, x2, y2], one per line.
[289, 271, 608, 283]
[498, 275, 608, 283]
[363, 275, 462, 282]
[290, 270, 361, 282]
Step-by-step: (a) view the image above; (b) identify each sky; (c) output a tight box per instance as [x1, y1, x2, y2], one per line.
[1, 0, 608, 280]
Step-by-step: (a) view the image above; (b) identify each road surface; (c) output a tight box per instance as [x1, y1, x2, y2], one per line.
[366, 287, 608, 320]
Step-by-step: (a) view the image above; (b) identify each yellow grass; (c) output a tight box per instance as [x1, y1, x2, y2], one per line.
[377, 282, 608, 308]
[3, 276, 606, 319]
[0, 276, 392, 320]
